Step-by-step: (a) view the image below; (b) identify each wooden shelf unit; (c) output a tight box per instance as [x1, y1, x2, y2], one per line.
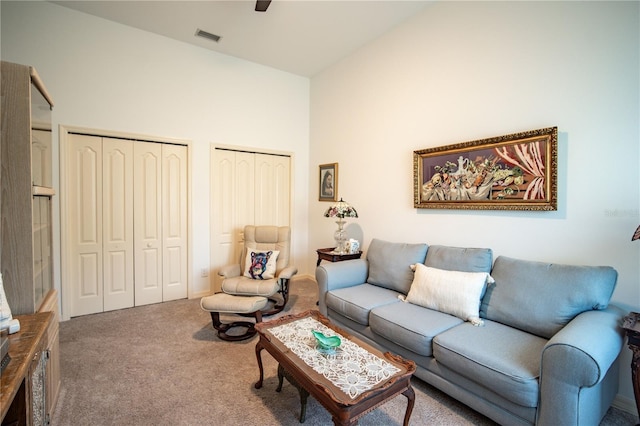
[1, 61, 60, 425]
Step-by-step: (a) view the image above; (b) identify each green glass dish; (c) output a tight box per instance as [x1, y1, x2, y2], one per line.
[312, 330, 341, 351]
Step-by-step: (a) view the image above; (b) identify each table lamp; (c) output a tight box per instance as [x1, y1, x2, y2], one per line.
[324, 198, 358, 254]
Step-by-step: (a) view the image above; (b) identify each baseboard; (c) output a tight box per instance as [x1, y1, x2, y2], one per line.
[190, 290, 211, 299]
[612, 393, 638, 416]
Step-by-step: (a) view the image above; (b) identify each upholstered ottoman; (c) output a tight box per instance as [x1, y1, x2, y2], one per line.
[200, 293, 268, 341]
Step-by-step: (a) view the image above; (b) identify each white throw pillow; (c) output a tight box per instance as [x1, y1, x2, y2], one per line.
[244, 250, 279, 280]
[405, 264, 494, 325]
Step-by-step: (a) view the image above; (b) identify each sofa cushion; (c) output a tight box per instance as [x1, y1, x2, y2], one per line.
[405, 264, 493, 323]
[425, 245, 493, 273]
[325, 283, 401, 326]
[433, 319, 547, 408]
[366, 239, 428, 294]
[481, 256, 618, 339]
[370, 302, 462, 356]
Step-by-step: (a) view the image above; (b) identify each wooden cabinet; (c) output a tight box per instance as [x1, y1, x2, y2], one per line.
[1, 312, 52, 426]
[1, 61, 54, 314]
[0, 61, 59, 424]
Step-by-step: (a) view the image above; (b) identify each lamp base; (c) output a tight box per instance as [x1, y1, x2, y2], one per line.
[334, 219, 347, 254]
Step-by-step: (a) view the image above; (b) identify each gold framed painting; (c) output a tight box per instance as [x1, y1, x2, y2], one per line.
[413, 127, 557, 210]
[319, 163, 338, 202]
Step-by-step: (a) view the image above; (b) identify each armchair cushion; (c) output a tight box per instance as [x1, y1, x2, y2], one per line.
[222, 276, 279, 297]
[244, 249, 279, 280]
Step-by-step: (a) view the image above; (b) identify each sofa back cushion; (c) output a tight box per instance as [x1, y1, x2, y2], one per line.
[481, 256, 618, 339]
[366, 239, 428, 294]
[425, 245, 493, 273]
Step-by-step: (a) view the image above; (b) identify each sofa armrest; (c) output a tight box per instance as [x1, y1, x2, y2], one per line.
[537, 305, 625, 425]
[316, 259, 369, 315]
[218, 264, 241, 278]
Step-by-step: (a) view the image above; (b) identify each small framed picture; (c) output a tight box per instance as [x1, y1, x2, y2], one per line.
[319, 163, 338, 202]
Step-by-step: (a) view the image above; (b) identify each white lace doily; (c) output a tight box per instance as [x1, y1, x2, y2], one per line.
[269, 317, 401, 399]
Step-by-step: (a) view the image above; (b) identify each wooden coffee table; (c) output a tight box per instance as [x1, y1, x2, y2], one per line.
[254, 310, 416, 425]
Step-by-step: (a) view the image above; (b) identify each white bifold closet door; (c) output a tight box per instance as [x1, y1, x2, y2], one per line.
[211, 148, 290, 293]
[67, 134, 187, 317]
[104, 138, 135, 312]
[134, 142, 188, 305]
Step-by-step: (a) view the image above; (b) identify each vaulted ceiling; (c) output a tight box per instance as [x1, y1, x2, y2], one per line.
[52, 1, 432, 77]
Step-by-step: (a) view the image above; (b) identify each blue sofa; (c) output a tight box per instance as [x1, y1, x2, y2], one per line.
[316, 239, 624, 426]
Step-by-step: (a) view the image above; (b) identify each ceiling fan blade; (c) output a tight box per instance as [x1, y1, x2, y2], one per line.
[255, 0, 271, 12]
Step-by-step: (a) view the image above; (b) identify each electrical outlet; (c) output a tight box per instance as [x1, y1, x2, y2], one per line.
[200, 268, 209, 278]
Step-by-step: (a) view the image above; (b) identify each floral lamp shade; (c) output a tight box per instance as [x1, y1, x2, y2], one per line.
[633, 225, 640, 241]
[324, 198, 358, 219]
[324, 198, 358, 254]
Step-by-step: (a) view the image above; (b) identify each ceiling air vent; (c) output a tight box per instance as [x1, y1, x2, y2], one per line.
[195, 28, 221, 43]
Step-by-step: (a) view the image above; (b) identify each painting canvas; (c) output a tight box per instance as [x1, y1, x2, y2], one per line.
[413, 127, 557, 210]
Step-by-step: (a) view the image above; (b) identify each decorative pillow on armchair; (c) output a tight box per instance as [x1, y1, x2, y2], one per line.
[244, 250, 279, 280]
[404, 264, 494, 325]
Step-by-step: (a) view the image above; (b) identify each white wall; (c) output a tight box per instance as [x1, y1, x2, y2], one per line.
[310, 1, 639, 408]
[1, 1, 310, 308]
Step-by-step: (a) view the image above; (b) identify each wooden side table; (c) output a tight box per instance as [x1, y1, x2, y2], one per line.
[316, 247, 362, 266]
[622, 312, 640, 425]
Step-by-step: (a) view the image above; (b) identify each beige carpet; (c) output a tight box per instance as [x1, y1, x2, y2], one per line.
[51, 278, 636, 425]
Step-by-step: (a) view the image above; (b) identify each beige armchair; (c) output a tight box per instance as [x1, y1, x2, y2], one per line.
[218, 225, 298, 316]
[201, 225, 297, 340]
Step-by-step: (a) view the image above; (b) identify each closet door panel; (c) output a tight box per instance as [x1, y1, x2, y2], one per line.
[273, 155, 291, 227]
[235, 152, 256, 234]
[232, 152, 255, 272]
[211, 149, 254, 293]
[214, 150, 235, 248]
[254, 154, 275, 226]
[102, 138, 134, 311]
[162, 144, 187, 301]
[255, 154, 290, 227]
[134, 142, 163, 305]
[68, 134, 103, 317]
[212, 150, 235, 293]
